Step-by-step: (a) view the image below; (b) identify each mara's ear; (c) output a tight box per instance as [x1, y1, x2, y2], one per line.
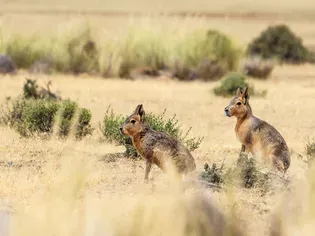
[241, 86, 249, 104]
[236, 87, 242, 97]
[134, 104, 145, 121]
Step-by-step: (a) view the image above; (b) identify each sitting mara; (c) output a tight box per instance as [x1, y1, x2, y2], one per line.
[224, 87, 290, 172]
[120, 104, 196, 181]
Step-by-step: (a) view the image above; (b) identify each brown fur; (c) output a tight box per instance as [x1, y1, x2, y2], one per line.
[120, 104, 196, 181]
[224, 87, 290, 172]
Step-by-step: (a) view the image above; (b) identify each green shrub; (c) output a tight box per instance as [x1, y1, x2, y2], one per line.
[76, 108, 93, 139]
[213, 72, 247, 97]
[101, 107, 203, 157]
[22, 99, 59, 135]
[246, 24, 311, 64]
[58, 100, 78, 137]
[1, 97, 93, 139]
[213, 72, 266, 97]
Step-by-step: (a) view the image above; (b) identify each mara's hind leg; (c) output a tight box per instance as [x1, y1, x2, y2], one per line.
[271, 155, 286, 173]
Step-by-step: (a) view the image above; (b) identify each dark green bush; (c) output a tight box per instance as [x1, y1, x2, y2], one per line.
[246, 24, 311, 64]
[101, 107, 203, 157]
[213, 72, 266, 97]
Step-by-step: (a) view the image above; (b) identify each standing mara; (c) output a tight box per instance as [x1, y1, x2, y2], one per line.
[120, 104, 196, 181]
[224, 87, 290, 172]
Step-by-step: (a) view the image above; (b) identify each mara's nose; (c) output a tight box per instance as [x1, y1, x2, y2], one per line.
[119, 127, 123, 134]
[224, 107, 230, 117]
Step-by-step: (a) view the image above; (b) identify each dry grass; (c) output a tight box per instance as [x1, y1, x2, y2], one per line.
[0, 64, 314, 235]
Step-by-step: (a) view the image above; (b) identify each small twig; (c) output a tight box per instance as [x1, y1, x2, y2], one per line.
[197, 180, 223, 189]
[220, 157, 226, 171]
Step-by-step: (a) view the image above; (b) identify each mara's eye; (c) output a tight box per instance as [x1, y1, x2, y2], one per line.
[130, 120, 136, 124]
[236, 102, 242, 106]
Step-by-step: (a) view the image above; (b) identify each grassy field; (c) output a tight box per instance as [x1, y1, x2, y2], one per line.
[1, 65, 315, 235]
[0, 1, 315, 235]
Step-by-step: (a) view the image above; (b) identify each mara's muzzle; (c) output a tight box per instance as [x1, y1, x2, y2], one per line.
[119, 127, 124, 135]
[224, 107, 231, 117]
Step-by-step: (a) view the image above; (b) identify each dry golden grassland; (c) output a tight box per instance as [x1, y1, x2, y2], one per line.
[0, 66, 315, 235]
[0, 1, 315, 235]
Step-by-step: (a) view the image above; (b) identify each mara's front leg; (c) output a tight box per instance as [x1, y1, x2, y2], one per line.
[144, 159, 152, 182]
[239, 144, 247, 157]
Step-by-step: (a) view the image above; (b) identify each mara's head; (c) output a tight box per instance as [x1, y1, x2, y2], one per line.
[120, 104, 148, 137]
[224, 87, 252, 118]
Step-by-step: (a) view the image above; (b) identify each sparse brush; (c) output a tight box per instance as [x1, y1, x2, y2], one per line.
[0, 24, 241, 80]
[213, 72, 267, 97]
[199, 162, 224, 187]
[23, 79, 61, 101]
[234, 155, 270, 189]
[0, 96, 26, 127]
[100, 106, 203, 157]
[303, 139, 315, 166]
[199, 155, 270, 192]
[241, 56, 274, 79]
